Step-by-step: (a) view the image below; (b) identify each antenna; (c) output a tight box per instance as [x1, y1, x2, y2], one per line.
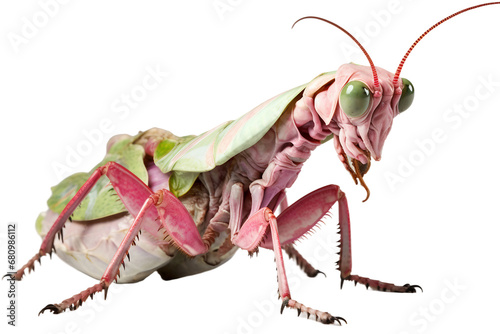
[393, 2, 500, 86]
[292, 16, 380, 90]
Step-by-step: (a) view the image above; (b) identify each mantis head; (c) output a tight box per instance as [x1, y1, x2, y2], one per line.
[329, 63, 414, 162]
[293, 2, 499, 201]
[325, 63, 414, 201]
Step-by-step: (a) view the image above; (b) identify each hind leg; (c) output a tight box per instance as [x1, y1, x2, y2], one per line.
[8, 162, 216, 314]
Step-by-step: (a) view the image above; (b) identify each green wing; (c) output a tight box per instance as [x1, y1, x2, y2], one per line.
[45, 72, 337, 216]
[154, 71, 337, 197]
[154, 82, 311, 197]
[47, 135, 148, 220]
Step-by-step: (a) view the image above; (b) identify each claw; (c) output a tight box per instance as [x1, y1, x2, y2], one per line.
[2, 273, 14, 280]
[280, 297, 289, 314]
[403, 283, 423, 293]
[326, 315, 347, 326]
[315, 270, 326, 278]
[39, 304, 63, 315]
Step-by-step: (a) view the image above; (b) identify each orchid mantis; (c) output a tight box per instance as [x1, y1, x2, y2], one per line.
[4, 2, 500, 326]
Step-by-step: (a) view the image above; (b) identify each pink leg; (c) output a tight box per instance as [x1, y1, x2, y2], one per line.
[9, 162, 211, 314]
[232, 207, 346, 325]
[261, 185, 421, 292]
[6, 167, 110, 281]
[39, 191, 162, 314]
[337, 195, 421, 292]
[283, 244, 325, 278]
[259, 185, 339, 249]
[273, 193, 325, 277]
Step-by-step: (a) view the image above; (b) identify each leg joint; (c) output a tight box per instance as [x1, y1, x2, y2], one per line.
[263, 207, 275, 221]
[152, 190, 164, 206]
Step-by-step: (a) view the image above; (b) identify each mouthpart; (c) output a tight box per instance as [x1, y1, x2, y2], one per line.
[342, 147, 372, 202]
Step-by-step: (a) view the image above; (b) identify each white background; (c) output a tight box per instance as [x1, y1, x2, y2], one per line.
[1, 1, 499, 333]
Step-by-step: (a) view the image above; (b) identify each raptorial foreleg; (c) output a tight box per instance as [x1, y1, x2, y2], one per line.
[270, 192, 325, 277]
[260, 184, 421, 293]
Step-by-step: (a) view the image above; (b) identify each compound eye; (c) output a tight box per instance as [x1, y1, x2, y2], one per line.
[398, 78, 414, 113]
[339, 80, 372, 118]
